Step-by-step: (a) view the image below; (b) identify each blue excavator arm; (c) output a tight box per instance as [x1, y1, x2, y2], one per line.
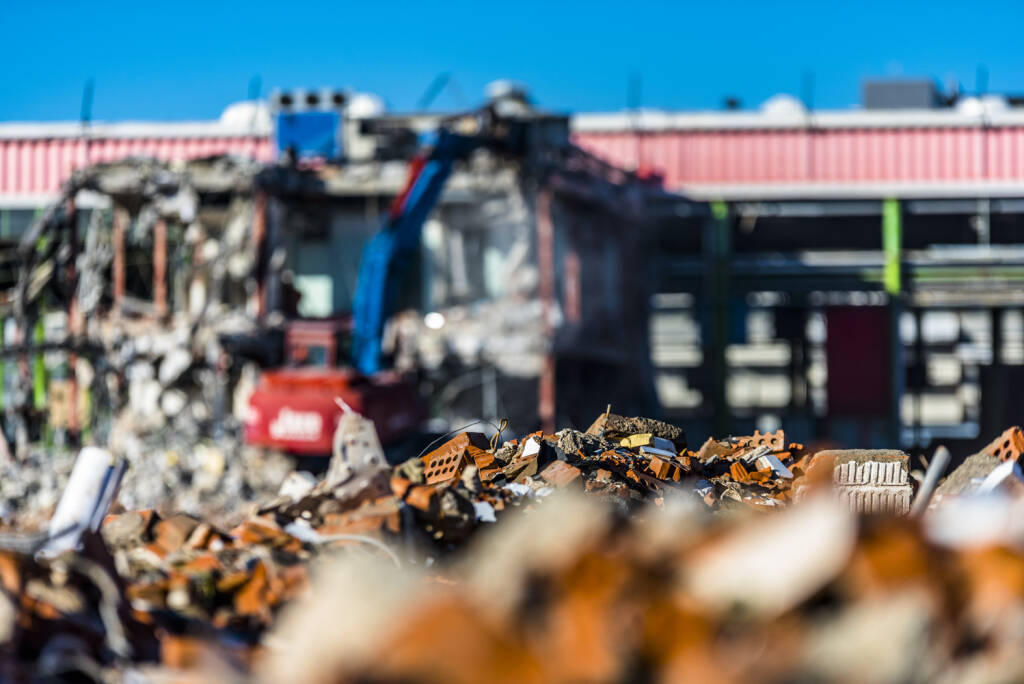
[351, 128, 481, 374]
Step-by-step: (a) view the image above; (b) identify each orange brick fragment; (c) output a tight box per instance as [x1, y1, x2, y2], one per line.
[982, 426, 1024, 463]
[467, 445, 495, 470]
[478, 466, 503, 482]
[404, 485, 438, 513]
[748, 468, 772, 483]
[161, 635, 209, 670]
[153, 514, 201, 554]
[735, 429, 785, 451]
[626, 468, 661, 492]
[216, 571, 251, 594]
[234, 562, 270, 618]
[178, 553, 222, 575]
[390, 476, 413, 499]
[184, 522, 222, 551]
[696, 438, 736, 462]
[539, 460, 582, 488]
[422, 432, 491, 484]
[729, 462, 750, 483]
[318, 505, 401, 536]
[0, 551, 22, 594]
[143, 542, 169, 561]
[127, 578, 169, 606]
[230, 519, 302, 553]
[647, 455, 683, 482]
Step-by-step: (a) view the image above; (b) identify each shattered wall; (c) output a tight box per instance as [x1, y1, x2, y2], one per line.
[387, 154, 662, 435]
[1, 157, 266, 457]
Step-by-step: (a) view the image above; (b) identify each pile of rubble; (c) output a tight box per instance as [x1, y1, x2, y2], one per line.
[6, 412, 1024, 680]
[0, 433, 293, 532]
[267, 493, 1024, 683]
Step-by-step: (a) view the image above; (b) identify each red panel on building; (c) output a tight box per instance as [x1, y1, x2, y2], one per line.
[825, 306, 891, 416]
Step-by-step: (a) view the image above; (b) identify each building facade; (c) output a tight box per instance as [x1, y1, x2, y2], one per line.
[5, 89, 1024, 450]
[572, 93, 1024, 452]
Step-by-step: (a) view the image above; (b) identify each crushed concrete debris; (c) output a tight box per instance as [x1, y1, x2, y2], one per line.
[586, 410, 686, 449]
[935, 451, 1005, 498]
[0, 432, 293, 531]
[826, 450, 913, 514]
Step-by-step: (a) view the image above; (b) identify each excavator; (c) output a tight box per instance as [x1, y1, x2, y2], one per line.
[241, 104, 538, 455]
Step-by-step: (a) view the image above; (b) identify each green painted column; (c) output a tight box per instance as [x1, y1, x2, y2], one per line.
[882, 198, 905, 446]
[32, 220, 49, 417]
[882, 198, 902, 295]
[32, 317, 46, 412]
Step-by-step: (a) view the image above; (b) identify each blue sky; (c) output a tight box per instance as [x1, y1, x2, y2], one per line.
[2, 1, 1022, 121]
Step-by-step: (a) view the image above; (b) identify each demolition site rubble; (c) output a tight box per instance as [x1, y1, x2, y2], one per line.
[4, 408, 1024, 681]
[0, 435, 294, 532]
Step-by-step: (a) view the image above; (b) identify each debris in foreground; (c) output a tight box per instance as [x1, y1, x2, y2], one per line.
[5, 414, 1024, 681]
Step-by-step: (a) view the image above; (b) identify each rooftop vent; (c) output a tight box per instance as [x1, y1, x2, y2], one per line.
[219, 100, 271, 131]
[346, 93, 386, 119]
[956, 95, 1009, 116]
[760, 94, 807, 118]
[862, 79, 942, 109]
[485, 79, 532, 116]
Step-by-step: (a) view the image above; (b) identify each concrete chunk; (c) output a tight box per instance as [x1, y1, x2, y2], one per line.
[812, 450, 912, 515]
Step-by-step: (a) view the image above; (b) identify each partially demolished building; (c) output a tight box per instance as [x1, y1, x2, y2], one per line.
[0, 102, 695, 452]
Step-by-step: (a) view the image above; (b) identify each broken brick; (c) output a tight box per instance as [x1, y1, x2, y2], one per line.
[153, 514, 201, 555]
[422, 432, 492, 486]
[539, 460, 582, 488]
[404, 485, 438, 513]
[735, 429, 785, 452]
[981, 426, 1024, 463]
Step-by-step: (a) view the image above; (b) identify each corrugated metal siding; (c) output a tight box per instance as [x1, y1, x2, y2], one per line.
[0, 136, 273, 195]
[573, 127, 1024, 188]
[8, 126, 1024, 198]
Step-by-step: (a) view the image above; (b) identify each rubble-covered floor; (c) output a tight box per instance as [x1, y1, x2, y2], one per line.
[5, 413, 1024, 682]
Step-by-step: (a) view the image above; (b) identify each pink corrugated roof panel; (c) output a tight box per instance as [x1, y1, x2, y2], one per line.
[0, 136, 273, 195]
[573, 127, 1024, 188]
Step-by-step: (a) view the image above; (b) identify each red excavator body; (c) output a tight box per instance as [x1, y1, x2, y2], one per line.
[242, 319, 425, 455]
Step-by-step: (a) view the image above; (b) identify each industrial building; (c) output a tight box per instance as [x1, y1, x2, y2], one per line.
[3, 80, 1024, 450]
[0, 88, 687, 449]
[574, 81, 1024, 452]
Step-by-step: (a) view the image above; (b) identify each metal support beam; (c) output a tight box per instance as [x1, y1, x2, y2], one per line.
[65, 197, 81, 437]
[705, 200, 731, 436]
[111, 208, 125, 312]
[251, 191, 267, 319]
[992, 307, 1004, 366]
[536, 187, 556, 434]
[912, 308, 924, 446]
[153, 219, 167, 319]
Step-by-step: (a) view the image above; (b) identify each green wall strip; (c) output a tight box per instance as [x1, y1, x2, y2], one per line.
[882, 198, 901, 295]
[33, 318, 45, 411]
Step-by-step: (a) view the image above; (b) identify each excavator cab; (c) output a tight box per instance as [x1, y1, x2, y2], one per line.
[283, 319, 351, 367]
[242, 317, 425, 455]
